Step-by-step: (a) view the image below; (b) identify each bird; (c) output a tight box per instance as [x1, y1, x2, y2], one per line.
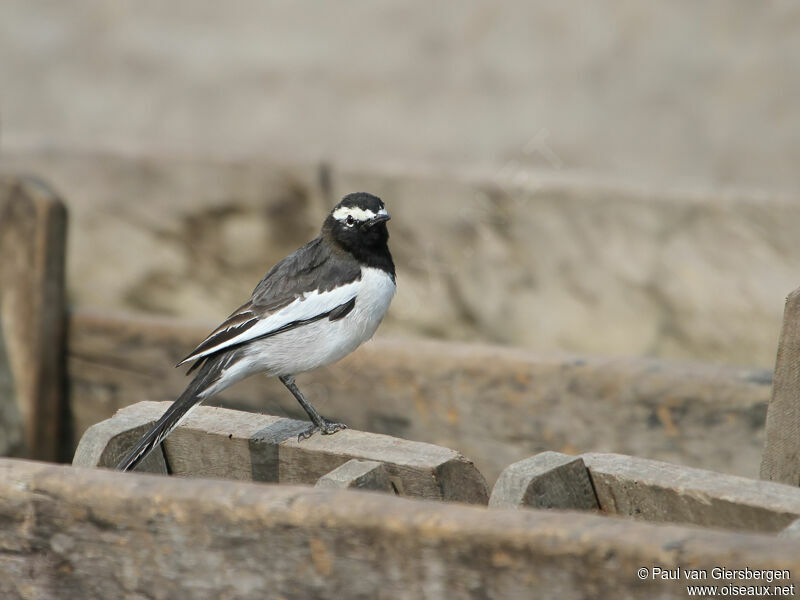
[116, 192, 395, 472]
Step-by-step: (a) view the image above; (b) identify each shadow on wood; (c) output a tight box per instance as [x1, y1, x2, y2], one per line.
[489, 451, 599, 511]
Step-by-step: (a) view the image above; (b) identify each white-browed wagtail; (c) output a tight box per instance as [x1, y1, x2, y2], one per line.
[117, 192, 395, 472]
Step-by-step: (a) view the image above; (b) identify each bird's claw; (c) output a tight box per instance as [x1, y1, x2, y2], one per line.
[297, 419, 347, 441]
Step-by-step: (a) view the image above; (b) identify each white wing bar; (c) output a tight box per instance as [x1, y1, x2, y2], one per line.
[181, 278, 361, 363]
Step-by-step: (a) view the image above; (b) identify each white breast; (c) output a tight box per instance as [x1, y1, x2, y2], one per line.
[351, 266, 396, 332]
[314, 266, 396, 366]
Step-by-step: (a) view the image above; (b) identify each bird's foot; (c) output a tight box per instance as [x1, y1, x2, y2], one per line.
[297, 418, 347, 442]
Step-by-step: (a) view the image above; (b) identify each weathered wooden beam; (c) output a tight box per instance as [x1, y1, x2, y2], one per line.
[489, 451, 598, 511]
[761, 286, 800, 485]
[0, 176, 67, 461]
[2, 458, 799, 600]
[585, 453, 800, 533]
[73, 401, 489, 504]
[66, 309, 772, 484]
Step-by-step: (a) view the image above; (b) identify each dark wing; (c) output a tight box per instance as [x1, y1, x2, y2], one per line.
[178, 238, 361, 368]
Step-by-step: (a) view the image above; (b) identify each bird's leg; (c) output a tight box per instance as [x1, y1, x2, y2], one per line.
[278, 375, 347, 441]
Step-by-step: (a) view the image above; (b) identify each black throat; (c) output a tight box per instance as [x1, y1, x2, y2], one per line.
[348, 238, 396, 282]
[323, 220, 396, 282]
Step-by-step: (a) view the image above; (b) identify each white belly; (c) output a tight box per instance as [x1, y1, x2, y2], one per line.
[215, 267, 396, 385]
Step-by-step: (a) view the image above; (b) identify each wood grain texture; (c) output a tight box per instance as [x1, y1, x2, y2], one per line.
[0, 176, 67, 460]
[2, 458, 800, 600]
[586, 453, 800, 533]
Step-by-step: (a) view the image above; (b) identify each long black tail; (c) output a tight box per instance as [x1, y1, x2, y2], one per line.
[115, 355, 228, 472]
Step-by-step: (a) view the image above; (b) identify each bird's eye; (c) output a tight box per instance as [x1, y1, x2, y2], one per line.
[345, 215, 356, 227]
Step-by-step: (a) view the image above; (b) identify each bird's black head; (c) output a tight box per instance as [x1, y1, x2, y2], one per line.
[323, 192, 391, 255]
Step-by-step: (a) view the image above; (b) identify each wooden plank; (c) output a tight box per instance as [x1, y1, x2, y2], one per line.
[585, 453, 800, 533]
[65, 309, 773, 485]
[761, 286, 800, 485]
[315, 459, 393, 492]
[75, 401, 489, 504]
[489, 451, 598, 511]
[0, 176, 67, 461]
[2, 457, 800, 600]
[71, 412, 168, 475]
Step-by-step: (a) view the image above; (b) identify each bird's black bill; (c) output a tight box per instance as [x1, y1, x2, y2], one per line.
[364, 214, 391, 228]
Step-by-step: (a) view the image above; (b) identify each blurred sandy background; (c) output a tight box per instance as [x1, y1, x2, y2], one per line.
[3, 1, 800, 368]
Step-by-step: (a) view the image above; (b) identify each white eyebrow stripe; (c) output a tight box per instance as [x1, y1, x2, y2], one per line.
[333, 206, 387, 222]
